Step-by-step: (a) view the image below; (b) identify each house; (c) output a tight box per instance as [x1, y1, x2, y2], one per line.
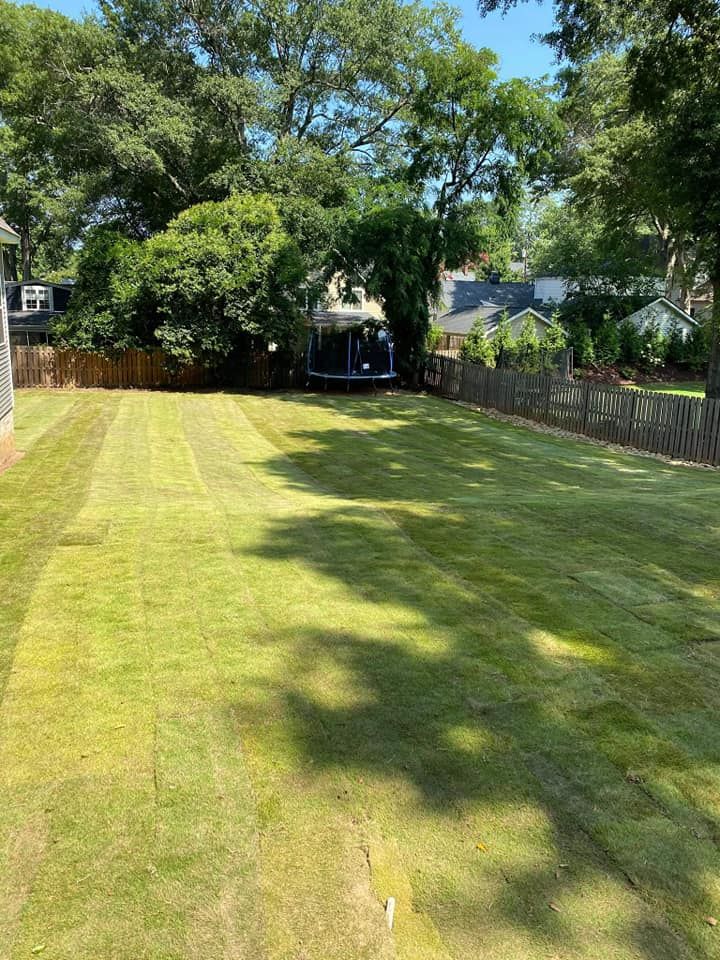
[5, 279, 73, 346]
[0, 217, 21, 467]
[306, 274, 383, 329]
[436, 277, 554, 340]
[624, 297, 698, 339]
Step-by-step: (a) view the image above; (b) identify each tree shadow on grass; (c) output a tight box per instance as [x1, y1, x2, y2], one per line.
[235, 392, 720, 958]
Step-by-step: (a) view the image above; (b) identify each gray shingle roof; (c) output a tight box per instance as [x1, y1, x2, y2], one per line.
[7, 311, 58, 331]
[437, 279, 538, 335]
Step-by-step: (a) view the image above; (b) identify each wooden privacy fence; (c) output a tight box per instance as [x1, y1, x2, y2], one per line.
[425, 353, 720, 466]
[435, 332, 466, 355]
[11, 346, 304, 390]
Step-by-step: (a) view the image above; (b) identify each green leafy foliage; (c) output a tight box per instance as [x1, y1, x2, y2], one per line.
[514, 315, 541, 372]
[594, 313, 621, 365]
[143, 195, 305, 364]
[59, 195, 305, 365]
[568, 322, 595, 367]
[529, 200, 661, 294]
[491, 311, 513, 366]
[52, 229, 146, 350]
[332, 204, 438, 381]
[684, 322, 711, 372]
[479, 0, 720, 395]
[459, 317, 495, 366]
[426, 321, 444, 353]
[664, 321, 686, 367]
[638, 322, 667, 370]
[557, 293, 648, 333]
[618, 319, 643, 366]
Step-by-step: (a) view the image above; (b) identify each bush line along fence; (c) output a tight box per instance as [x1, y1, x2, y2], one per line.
[424, 352, 720, 466]
[11, 346, 304, 390]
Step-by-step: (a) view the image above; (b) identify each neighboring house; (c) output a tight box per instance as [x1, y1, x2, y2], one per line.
[307, 274, 383, 328]
[624, 298, 698, 339]
[0, 217, 21, 467]
[5, 280, 73, 346]
[436, 277, 554, 340]
[533, 276, 668, 304]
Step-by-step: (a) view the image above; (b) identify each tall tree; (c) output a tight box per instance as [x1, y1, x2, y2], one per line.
[529, 198, 660, 294]
[558, 54, 695, 306]
[334, 40, 560, 378]
[477, 0, 720, 397]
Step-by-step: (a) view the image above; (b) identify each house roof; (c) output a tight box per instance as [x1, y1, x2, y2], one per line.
[310, 309, 378, 327]
[625, 297, 698, 327]
[6, 279, 74, 290]
[437, 279, 538, 335]
[0, 217, 20, 245]
[7, 311, 59, 331]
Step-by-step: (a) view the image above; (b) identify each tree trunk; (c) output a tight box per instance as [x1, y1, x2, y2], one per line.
[6, 244, 18, 281]
[20, 224, 31, 281]
[705, 276, 720, 399]
[664, 243, 676, 301]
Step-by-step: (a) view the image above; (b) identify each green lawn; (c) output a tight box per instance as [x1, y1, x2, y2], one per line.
[630, 381, 706, 397]
[2, 389, 720, 960]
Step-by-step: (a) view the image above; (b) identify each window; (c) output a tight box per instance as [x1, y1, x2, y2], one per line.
[22, 285, 52, 311]
[341, 286, 364, 310]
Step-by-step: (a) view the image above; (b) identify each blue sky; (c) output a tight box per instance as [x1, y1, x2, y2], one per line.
[455, 0, 557, 80]
[30, 0, 558, 81]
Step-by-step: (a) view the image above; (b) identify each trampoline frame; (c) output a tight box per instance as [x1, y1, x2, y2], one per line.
[306, 322, 397, 391]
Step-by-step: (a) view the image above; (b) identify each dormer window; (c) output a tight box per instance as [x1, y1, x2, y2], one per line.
[23, 285, 52, 311]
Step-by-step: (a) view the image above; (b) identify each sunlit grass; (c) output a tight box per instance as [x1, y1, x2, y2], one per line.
[1, 388, 719, 959]
[629, 381, 705, 397]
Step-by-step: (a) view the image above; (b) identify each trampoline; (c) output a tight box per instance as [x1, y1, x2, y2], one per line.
[306, 316, 397, 390]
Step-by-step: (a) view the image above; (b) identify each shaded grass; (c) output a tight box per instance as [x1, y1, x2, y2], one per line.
[1, 388, 719, 959]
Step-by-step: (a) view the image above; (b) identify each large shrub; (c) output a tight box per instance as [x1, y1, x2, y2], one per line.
[567, 321, 595, 367]
[618, 319, 643, 365]
[57, 195, 305, 365]
[460, 316, 495, 366]
[514, 315, 541, 372]
[427, 321, 444, 352]
[492, 311, 515, 366]
[638, 321, 667, 370]
[664, 320, 686, 366]
[684, 322, 710, 371]
[52, 229, 148, 350]
[594, 312, 621, 365]
[539, 315, 569, 372]
[143, 195, 305, 364]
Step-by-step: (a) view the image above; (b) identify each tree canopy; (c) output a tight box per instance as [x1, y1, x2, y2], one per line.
[56, 195, 305, 364]
[478, 0, 720, 395]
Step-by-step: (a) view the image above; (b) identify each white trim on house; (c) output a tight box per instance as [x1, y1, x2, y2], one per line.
[22, 284, 54, 311]
[506, 306, 553, 327]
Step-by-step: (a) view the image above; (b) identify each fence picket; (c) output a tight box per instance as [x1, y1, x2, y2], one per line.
[425, 353, 719, 467]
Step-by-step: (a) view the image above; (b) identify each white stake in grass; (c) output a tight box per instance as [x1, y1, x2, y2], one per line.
[385, 897, 396, 930]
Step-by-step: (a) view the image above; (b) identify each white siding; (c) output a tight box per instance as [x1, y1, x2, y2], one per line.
[0, 262, 13, 427]
[625, 300, 696, 338]
[507, 313, 550, 340]
[533, 277, 573, 303]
